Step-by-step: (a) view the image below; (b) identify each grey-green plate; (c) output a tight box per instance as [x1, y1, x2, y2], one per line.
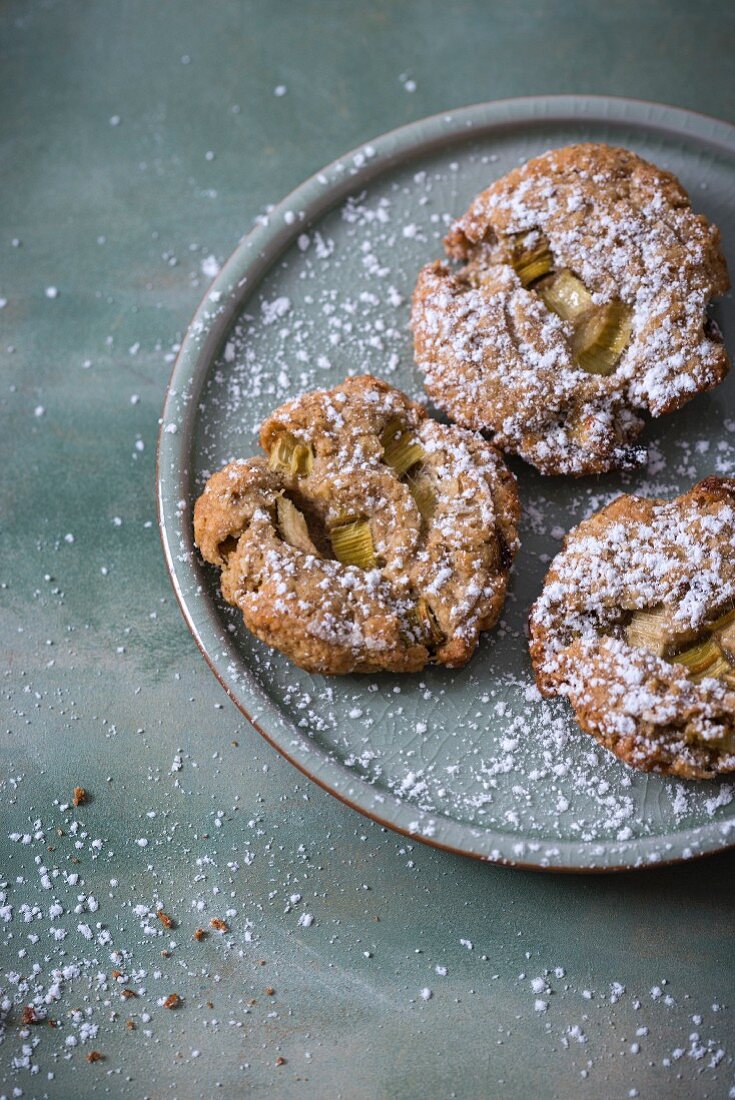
[158, 96, 735, 871]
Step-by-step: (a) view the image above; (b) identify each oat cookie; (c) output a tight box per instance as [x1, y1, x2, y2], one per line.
[194, 375, 520, 675]
[529, 478, 735, 778]
[412, 143, 730, 476]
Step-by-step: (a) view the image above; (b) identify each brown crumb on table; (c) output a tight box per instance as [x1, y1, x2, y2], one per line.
[276, 1056, 287, 1067]
[86, 1051, 103, 1063]
[265, 987, 275, 996]
[125, 1019, 136, 1030]
[111, 969, 123, 980]
[21, 1005, 39, 1026]
[157, 910, 175, 929]
[193, 927, 206, 941]
[160, 949, 171, 958]
[72, 786, 87, 807]
[209, 918, 228, 932]
[121, 989, 137, 999]
[163, 993, 181, 1010]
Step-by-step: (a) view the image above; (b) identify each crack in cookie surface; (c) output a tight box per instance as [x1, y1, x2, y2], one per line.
[529, 477, 735, 777]
[412, 143, 730, 476]
[194, 375, 520, 675]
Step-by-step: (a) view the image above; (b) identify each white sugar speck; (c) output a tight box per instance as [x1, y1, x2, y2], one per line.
[201, 254, 220, 279]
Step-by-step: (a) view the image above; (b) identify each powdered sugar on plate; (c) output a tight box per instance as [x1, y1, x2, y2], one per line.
[161, 125, 735, 869]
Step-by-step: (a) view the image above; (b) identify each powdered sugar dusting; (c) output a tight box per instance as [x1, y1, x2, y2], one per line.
[412, 144, 730, 474]
[169, 137, 735, 869]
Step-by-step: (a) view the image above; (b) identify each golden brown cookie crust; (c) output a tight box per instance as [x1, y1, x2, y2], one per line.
[529, 478, 735, 778]
[194, 375, 520, 675]
[412, 143, 730, 476]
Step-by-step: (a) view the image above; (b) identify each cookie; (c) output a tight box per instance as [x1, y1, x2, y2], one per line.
[529, 477, 735, 778]
[412, 143, 730, 476]
[194, 375, 520, 675]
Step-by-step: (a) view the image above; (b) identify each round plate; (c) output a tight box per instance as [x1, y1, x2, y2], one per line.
[158, 96, 735, 871]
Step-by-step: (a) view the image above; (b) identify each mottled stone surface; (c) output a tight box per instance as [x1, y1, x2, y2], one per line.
[1, 2, 734, 1097]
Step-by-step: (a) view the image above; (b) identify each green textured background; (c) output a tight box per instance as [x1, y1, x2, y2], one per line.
[1, 3, 734, 1098]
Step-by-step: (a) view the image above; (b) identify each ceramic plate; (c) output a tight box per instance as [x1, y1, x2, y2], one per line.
[158, 96, 735, 870]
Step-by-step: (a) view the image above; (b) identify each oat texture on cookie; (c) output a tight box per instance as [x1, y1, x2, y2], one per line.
[529, 478, 735, 778]
[194, 375, 520, 675]
[412, 143, 730, 476]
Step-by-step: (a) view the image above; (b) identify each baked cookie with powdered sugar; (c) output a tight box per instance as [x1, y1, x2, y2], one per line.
[412, 143, 730, 476]
[529, 478, 735, 778]
[194, 375, 519, 674]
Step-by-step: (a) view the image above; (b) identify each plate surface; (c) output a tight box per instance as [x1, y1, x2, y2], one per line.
[158, 96, 735, 870]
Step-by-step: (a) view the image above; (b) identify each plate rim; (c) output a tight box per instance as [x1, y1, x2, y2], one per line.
[157, 94, 735, 872]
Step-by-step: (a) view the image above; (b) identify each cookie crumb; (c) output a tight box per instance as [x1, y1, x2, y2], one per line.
[163, 993, 181, 1010]
[72, 786, 87, 807]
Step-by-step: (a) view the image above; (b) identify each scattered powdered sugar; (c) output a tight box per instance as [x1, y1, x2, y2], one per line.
[182, 145, 735, 866]
[4, 120, 735, 1094]
[1, 780, 731, 1092]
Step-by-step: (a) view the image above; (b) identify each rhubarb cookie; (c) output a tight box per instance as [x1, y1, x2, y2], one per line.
[194, 375, 520, 675]
[529, 478, 735, 778]
[412, 143, 730, 476]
